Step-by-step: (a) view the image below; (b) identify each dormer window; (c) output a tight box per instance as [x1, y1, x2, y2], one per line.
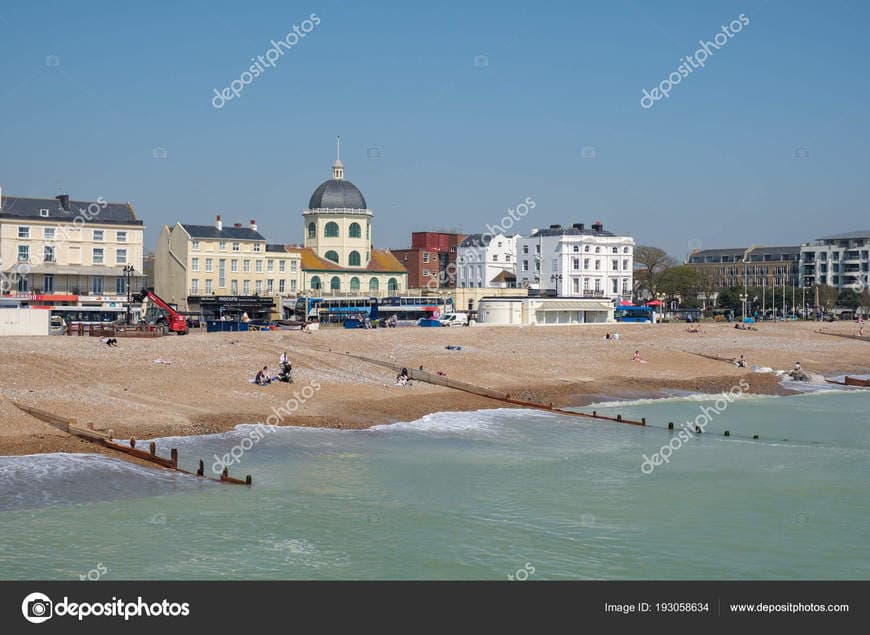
[40, 209, 49, 217]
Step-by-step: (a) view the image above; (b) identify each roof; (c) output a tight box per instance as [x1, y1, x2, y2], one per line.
[816, 230, 870, 241]
[266, 244, 289, 253]
[0, 195, 141, 226]
[460, 234, 493, 248]
[293, 247, 407, 273]
[490, 269, 516, 283]
[308, 179, 367, 210]
[688, 246, 800, 263]
[528, 225, 616, 238]
[180, 224, 265, 241]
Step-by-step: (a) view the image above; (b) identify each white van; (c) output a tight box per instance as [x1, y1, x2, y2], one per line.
[439, 312, 469, 327]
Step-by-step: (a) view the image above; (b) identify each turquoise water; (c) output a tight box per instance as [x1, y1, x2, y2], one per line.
[1, 390, 869, 580]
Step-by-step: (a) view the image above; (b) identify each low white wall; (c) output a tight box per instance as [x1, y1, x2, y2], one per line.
[0, 308, 50, 336]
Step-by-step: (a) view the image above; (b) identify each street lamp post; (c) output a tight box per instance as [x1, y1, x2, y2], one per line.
[123, 264, 134, 324]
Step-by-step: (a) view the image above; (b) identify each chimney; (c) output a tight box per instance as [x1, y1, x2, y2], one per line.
[549, 224, 561, 229]
[250, 219, 257, 231]
[56, 193, 70, 211]
[215, 214, 223, 231]
[572, 223, 585, 230]
[592, 221, 603, 232]
[234, 223, 242, 228]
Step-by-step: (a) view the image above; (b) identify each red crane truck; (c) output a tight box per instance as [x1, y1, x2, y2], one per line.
[136, 288, 189, 335]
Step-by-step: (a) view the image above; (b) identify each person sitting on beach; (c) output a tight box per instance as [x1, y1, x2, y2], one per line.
[279, 351, 291, 375]
[255, 366, 271, 386]
[396, 367, 411, 387]
[735, 354, 747, 368]
[100, 337, 118, 347]
[631, 350, 646, 363]
[605, 333, 611, 340]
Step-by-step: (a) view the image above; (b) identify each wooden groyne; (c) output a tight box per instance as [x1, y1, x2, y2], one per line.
[11, 402, 251, 485]
[816, 330, 869, 343]
[332, 350, 646, 426]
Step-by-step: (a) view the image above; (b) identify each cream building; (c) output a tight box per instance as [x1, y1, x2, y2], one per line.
[298, 151, 407, 295]
[0, 191, 144, 307]
[154, 217, 301, 320]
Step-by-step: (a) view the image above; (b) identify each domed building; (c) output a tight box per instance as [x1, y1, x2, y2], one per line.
[291, 144, 407, 295]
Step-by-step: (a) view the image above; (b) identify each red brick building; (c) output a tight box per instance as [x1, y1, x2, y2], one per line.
[392, 232, 466, 289]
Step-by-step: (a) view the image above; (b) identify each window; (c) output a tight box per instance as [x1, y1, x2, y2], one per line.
[573, 258, 580, 270]
[291, 261, 297, 273]
[117, 231, 127, 243]
[595, 259, 601, 270]
[325, 250, 340, 263]
[205, 279, 213, 294]
[585, 245, 590, 253]
[40, 209, 49, 217]
[231, 259, 238, 273]
[325, 222, 339, 238]
[18, 245, 29, 261]
[506, 254, 511, 262]
[535, 260, 540, 272]
[267, 259, 274, 272]
[279, 280, 286, 293]
[308, 223, 316, 239]
[44, 275, 55, 294]
[350, 277, 360, 291]
[612, 279, 618, 293]
[423, 269, 431, 277]
[552, 259, 558, 271]
[92, 277, 104, 294]
[231, 280, 238, 294]
[311, 276, 322, 290]
[115, 277, 125, 295]
[219, 241, 226, 251]
[290, 280, 297, 292]
[612, 247, 618, 254]
[330, 276, 340, 291]
[44, 227, 55, 241]
[44, 246, 56, 263]
[595, 246, 601, 253]
[366, 223, 370, 240]
[253, 243, 261, 252]
[191, 258, 200, 272]
[192, 240, 200, 251]
[493, 255, 499, 262]
[535, 244, 541, 254]
[18, 226, 30, 239]
[623, 246, 629, 253]
[256, 280, 263, 294]
[243, 260, 251, 273]
[255, 260, 263, 273]
[497, 241, 503, 248]
[612, 259, 618, 270]
[243, 280, 251, 294]
[349, 222, 361, 238]
[584, 258, 590, 269]
[348, 251, 361, 266]
[523, 260, 529, 271]
[232, 242, 240, 252]
[218, 259, 226, 288]
[17, 276, 28, 292]
[573, 245, 579, 253]
[191, 279, 199, 294]
[388, 278, 398, 292]
[205, 258, 214, 273]
[423, 252, 430, 263]
[91, 229, 104, 242]
[117, 249, 127, 264]
[279, 260, 285, 273]
[623, 259, 628, 270]
[523, 245, 529, 254]
[93, 248, 104, 265]
[369, 278, 379, 292]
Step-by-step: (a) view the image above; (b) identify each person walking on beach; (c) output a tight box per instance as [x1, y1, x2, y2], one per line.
[858, 315, 865, 337]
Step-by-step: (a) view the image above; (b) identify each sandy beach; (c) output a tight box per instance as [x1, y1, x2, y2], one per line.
[1, 321, 867, 457]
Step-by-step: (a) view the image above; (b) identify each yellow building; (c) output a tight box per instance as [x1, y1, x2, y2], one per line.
[154, 217, 301, 320]
[299, 150, 407, 295]
[0, 191, 144, 307]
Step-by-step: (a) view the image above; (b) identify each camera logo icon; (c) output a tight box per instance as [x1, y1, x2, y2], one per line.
[21, 592, 53, 624]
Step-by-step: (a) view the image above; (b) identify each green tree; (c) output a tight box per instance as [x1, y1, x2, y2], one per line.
[717, 287, 743, 314]
[659, 266, 701, 301]
[814, 284, 838, 310]
[837, 289, 861, 309]
[634, 246, 677, 298]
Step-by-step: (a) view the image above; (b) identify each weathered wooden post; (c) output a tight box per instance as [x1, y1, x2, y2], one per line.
[170, 448, 178, 469]
[149, 442, 157, 457]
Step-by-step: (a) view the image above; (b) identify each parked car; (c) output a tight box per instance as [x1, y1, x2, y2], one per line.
[439, 312, 469, 327]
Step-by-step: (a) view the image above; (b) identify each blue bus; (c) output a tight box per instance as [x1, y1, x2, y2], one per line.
[293, 296, 379, 325]
[614, 305, 654, 323]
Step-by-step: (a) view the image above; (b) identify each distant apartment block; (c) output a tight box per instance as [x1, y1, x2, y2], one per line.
[799, 231, 870, 291]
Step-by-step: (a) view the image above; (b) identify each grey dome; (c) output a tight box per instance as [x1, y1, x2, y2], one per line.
[308, 179, 367, 210]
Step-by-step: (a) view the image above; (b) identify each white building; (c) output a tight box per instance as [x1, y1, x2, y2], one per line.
[800, 230, 870, 291]
[456, 233, 518, 288]
[516, 222, 634, 301]
[477, 295, 614, 325]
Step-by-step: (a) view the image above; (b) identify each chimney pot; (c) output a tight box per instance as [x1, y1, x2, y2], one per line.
[215, 215, 223, 231]
[56, 193, 70, 211]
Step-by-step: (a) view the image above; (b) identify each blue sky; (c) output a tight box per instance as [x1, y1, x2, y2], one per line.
[1, 0, 867, 258]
